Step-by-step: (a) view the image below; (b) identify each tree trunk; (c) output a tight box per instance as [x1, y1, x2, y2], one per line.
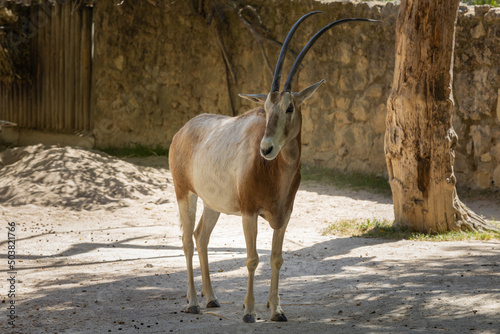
[385, 0, 498, 233]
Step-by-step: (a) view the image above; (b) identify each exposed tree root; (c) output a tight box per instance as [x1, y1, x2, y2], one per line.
[455, 197, 500, 233]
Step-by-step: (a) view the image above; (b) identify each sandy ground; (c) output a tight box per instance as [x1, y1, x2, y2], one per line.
[1, 145, 500, 334]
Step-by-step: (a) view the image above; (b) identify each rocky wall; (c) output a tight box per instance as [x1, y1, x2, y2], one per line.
[92, 0, 500, 190]
[454, 5, 500, 189]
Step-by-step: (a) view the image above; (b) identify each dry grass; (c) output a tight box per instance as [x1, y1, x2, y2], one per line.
[323, 218, 500, 241]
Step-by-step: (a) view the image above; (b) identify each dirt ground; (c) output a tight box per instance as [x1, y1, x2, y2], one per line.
[1, 145, 500, 334]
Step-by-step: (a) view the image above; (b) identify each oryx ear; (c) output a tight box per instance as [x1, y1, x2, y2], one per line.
[238, 93, 268, 104]
[294, 80, 325, 106]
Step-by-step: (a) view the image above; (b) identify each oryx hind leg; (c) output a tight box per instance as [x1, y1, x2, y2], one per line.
[179, 192, 200, 314]
[194, 205, 221, 308]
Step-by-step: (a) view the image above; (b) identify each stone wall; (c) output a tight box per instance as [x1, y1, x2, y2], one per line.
[92, 0, 500, 190]
[454, 5, 500, 189]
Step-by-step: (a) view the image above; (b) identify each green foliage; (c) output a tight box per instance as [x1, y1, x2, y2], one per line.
[301, 165, 391, 196]
[463, 0, 499, 6]
[322, 218, 405, 238]
[322, 218, 500, 241]
[100, 145, 169, 158]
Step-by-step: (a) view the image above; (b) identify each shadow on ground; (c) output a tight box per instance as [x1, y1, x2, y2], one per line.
[13, 234, 500, 334]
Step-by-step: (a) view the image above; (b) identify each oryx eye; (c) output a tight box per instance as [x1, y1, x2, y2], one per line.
[286, 104, 294, 114]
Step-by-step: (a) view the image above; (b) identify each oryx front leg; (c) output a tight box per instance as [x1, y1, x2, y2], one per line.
[194, 205, 221, 308]
[242, 214, 259, 323]
[268, 220, 289, 322]
[179, 192, 200, 314]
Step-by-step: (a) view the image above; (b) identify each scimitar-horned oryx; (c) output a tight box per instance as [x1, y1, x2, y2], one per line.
[169, 12, 379, 323]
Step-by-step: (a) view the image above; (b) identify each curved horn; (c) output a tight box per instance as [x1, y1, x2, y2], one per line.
[270, 11, 322, 93]
[283, 18, 380, 92]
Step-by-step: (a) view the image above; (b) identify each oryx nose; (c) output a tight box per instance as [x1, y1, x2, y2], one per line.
[260, 137, 274, 158]
[261, 145, 273, 157]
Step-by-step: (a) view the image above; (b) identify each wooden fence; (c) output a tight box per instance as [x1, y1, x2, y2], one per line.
[0, 1, 93, 132]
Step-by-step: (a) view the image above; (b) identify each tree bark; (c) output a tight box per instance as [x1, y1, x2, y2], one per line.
[385, 0, 498, 233]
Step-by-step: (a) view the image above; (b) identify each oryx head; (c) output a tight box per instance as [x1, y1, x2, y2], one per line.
[239, 12, 378, 160]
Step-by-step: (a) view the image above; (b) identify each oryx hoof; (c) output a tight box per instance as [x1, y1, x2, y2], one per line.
[206, 300, 221, 308]
[271, 313, 288, 322]
[242, 314, 256, 323]
[185, 305, 200, 314]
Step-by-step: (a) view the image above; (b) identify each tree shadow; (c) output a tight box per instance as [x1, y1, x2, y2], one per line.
[12, 232, 500, 333]
[299, 179, 393, 206]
